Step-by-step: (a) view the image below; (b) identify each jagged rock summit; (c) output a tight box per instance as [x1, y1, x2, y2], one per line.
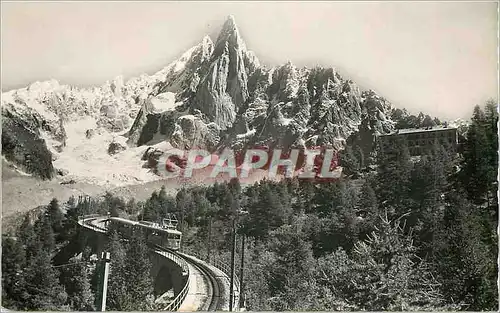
[193, 15, 256, 129]
[2, 15, 397, 185]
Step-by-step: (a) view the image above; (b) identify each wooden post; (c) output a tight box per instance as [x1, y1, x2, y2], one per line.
[229, 218, 237, 311]
[239, 234, 245, 309]
[100, 252, 111, 312]
[207, 217, 212, 263]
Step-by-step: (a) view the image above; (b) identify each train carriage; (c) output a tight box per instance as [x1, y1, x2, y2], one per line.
[108, 216, 182, 251]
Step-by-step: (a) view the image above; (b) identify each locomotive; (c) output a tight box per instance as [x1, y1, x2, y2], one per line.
[107, 215, 182, 251]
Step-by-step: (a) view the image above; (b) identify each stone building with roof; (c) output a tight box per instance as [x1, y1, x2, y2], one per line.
[376, 125, 458, 156]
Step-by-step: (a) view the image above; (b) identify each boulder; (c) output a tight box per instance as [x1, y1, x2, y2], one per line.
[56, 168, 69, 176]
[85, 129, 95, 139]
[108, 142, 127, 155]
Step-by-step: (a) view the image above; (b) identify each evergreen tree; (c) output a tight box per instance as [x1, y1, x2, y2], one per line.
[1, 237, 27, 310]
[483, 99, 498, 211]
[376, 136, 413, 216]
[267, 224, 317, 310]
[407, 142, 452, 257]
[314, 248, 357, 310]
[312, 181, 345, 217]
[421, 114, 436, 127]
[105, 231, 128, 310]
[228, 177, 242, 196]
[143, 190, 160, 221]
[47, 198, 64, 241]
[294, 179, 315, 214]
[434, 192, 498, 310]
[23, 249, 67, 310]
[304, 183, 360, 256]
[246, 183, 288, 239]
[63, 200, 84, 241]
[460, 105, 492, 205]
[34, 213, 56, 253]
[125, 198, 138, 215]
[17, 213, 37, 260]
[157, 185, 177, 218]
[176, 188, 195, 227]
[60, 258, 94, 311]
[339, 145, 360, 174]
[124, 229, 154, 310]
[67, 195, 77, 210]
[244, 240, 276, 311]
[316, 216, 444, 311]
[102, 192, 126, 217]
[358, 181, 378, 215]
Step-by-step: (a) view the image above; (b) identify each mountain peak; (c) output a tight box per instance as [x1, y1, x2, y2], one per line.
[202, 35, 213, 46]
[214, 14, 246, 53]
[224, 15, 237, 29]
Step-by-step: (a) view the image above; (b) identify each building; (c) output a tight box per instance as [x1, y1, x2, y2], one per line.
[376, 126, 458, 156]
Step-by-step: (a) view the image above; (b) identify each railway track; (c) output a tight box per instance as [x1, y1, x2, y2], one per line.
[79, 216, 229, 311]
[153, 246, 228, 311]
[177, 252, 225, 311]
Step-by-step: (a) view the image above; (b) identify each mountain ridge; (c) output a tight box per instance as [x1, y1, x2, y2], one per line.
[1, 15, 439, 186]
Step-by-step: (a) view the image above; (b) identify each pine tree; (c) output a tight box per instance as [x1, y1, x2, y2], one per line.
[421, 114, 436, 127]
[125, 198, 139, 215]
[483, 99, 498, 212]
[23, 249, 67, 310]
[376, 136, 413, 216]
[47, 198, 64, 241]
[460, 105, 491, 205]
[102, 192, 126, 217]
[339, 145, 360, 174]
[143, 190, 160, 221]
[435, 192, 498, 310]
[63, 199, 84, 241]
[60, 258, 94, 311]
[358, 181, 378, 215]
[294, 179, 315, 214]
[317, 216, 444, 311]
[228, 177, 242, 196]
[105, 231, 128, 310]
[17, 213, 38, 260]
[312, 181, 345, 217]
[124, 229, 154, 310]
[67, 195, 76, 209]
[1, 237, 27, 310]
[176, 188, 195, 227]
[314, 248, 358, 310]
[267, 224, 317, 310]
[407, 142, 452, 257]
[246, 183, 287, 239]
[34, 213, 56, 253]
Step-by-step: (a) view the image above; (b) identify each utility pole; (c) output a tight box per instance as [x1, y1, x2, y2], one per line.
[100, 252, 111, 312]
[207, 217, 212, 263]
[229, 218, 237, 311]
[239, 234, 246, 310]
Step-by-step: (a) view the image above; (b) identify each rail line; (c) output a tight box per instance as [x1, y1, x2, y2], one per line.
[78, 215, 228, 311]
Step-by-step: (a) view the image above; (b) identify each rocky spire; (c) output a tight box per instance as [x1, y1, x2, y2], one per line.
[194, 15, 259, 130]
[212, 15, 247, 57]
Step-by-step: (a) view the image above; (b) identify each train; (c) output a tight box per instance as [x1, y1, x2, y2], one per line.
[107, 215, 182, 251]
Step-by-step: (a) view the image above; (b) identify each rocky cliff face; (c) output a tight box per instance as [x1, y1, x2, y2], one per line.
[127, 16, 396, 153]
[2, 15, 399, 184]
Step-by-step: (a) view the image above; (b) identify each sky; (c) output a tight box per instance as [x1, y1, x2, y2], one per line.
[1, 1, 498, 120]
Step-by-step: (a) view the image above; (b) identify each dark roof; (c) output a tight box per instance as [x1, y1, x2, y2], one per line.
[109, 217, 181, 235]
[379, 126, 457, 136]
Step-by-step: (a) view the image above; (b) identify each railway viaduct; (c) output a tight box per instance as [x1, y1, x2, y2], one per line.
[77, 215, 239, 311]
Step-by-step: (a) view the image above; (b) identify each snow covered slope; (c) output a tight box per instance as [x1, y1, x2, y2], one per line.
[2, 15, 441, 186]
